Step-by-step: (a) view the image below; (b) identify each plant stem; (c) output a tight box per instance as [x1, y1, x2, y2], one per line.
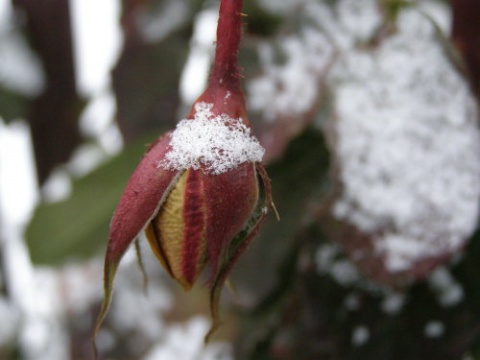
[210, 0, 243, 90]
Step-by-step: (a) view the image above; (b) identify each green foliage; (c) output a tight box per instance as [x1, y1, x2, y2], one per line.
[243, 2, 284, 37]
[0, 86, 28, 123]
[25, 136, 158, 264]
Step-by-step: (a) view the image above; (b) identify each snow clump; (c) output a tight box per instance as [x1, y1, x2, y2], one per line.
[160, 102, 265, 175]
[330, 8, 480, 273]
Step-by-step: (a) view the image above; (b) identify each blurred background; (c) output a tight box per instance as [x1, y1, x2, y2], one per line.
[1, 0, 480, 359]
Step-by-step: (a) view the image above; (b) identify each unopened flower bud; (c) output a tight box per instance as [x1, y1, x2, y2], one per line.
[94, 0, 275, 350]
[94, 87, 274, 346]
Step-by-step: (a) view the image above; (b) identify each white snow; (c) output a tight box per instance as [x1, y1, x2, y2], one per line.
[330, 6, 480, 273]
[0, 0, 44, 97]
[1, 2, 122, 358]
[70, 0, 121, 96]
[110, 256, 173, 343]
[428, 267, 464, 307]
[424, 321, 445, 338]
[143, 317, 232, 360]
[0, 298, 19, 347]
[0, 31, 44, 96]
[248, 30, 334, 122]
[258, 0, 305, 14]
[381, 292, 405, 314]
[79, 92, 123, 155]
[180, 9, 218, 105]
[352, 325, 370, 346]
[315, 243, 361, 286]
[305, 0, 382, 50]
[160, 102, 265, 174]
[248, 0, 382, 123]
[0, 120, 38, 226]
[136, 0, 189, 43]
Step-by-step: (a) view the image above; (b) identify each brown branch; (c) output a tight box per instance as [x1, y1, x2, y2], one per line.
[12, 0, 83, 184]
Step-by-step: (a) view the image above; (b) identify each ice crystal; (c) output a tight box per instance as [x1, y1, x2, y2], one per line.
[160, 102, 265, 174]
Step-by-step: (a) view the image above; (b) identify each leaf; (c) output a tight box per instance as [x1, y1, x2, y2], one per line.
[0, 86, 29, 123]
[26, 135, 159, 265]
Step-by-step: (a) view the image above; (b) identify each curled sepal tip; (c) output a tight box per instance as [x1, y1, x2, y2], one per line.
[92, 260, 118, 359]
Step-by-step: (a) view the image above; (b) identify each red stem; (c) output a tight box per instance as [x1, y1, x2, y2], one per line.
[210, 0, 243, 90]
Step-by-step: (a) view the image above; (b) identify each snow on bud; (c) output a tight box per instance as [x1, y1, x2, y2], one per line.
[160, 102, 265, 174]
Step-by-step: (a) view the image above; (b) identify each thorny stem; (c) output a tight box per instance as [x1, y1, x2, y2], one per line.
[210, 0, 244, 90]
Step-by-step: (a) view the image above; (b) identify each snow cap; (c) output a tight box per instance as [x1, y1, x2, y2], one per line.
[160, 102, 265, 175]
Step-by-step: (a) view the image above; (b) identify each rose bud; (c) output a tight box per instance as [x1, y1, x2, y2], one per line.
[94, 0, 275, 349]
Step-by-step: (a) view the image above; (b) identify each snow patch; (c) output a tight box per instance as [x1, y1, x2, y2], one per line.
[0, 298, 19, 347]
[330, 7, 480, 273]
[248, 0, 382, 123]
[248, 29, 334, 122]
[429, 267, 464, 307]
[306, 0, 382, 50]
[179, 9, 217, 104]
[160, 102, 265, 174]
[136, 0, 189, 43]
[424, 321, 445, 338]
[315, 243, 361, 286]
[352, 325, 370, 346]
[0, 30, 44, 96]
[143, 317, 232, 360]
[381, 292, 405, 314]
